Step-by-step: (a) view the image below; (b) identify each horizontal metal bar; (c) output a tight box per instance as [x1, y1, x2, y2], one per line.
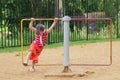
[70, 63, 112, 66]
[23, 63, 112, 66]
[21, 18, 62, 21]
[36, 64, 62, 66]
[23, 64, 62, 66]
[21, 18, 112, 22]
[72, 18, 112, 20]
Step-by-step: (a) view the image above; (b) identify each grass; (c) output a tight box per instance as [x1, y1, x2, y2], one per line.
[0, 38, 120, 53]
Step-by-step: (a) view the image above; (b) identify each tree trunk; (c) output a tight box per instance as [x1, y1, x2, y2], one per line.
[55, 0, 63, 31]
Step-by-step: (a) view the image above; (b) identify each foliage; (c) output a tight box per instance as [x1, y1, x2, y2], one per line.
[0, 0, 120, 48]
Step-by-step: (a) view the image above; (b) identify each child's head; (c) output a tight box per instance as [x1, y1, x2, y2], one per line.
[36, 23, 45, 34]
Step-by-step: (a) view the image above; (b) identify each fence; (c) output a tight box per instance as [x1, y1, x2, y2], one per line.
[0, 0, 120, 48]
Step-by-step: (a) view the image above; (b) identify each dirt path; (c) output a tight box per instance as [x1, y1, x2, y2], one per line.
[0, 41, 120, 80]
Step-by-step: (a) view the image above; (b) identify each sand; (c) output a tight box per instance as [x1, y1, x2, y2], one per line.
[0, 41, 120, 80]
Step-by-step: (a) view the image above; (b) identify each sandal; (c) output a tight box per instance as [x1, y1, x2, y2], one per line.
[23, 63, 28, 66]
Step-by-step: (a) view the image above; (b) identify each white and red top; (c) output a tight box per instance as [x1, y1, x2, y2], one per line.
[33, 30, 48, 47]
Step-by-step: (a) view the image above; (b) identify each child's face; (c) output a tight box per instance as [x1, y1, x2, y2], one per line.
[39, 30, 44, 35]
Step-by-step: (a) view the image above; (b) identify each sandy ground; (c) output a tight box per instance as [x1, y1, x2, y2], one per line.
[0, 41, 120, 80]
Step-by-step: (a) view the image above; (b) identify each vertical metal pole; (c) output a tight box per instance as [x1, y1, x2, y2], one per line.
[110, 19, 112, 65]
[62, 16, 71, 72]
[20, 19, 24, 64]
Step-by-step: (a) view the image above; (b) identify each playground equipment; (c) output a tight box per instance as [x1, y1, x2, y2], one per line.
[20, 16, 112, 72]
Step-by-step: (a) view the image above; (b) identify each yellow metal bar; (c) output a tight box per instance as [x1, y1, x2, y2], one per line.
[20, 19, 24, 64]
[37, 64, 62, 66]
[21, 18, 62, 21]
[23, 64, 62, 66]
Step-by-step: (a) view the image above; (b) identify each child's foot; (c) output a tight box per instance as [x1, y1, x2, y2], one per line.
[29, 67, 35, 72]
[23, 63, 28, 66]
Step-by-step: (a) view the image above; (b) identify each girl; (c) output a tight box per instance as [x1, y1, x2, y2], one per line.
[23, 18, 58, 71]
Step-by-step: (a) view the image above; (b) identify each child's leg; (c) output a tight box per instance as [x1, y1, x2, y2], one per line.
[23, 51, 32, 66]
[29, 61, 35, 71]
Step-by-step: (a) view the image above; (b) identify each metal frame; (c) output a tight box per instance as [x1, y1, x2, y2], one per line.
[20, 18, 112, 66]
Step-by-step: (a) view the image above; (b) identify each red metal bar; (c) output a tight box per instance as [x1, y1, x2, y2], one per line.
[71, 18, 112, 21]
[70, 63, 111, 66]
[110, 19, 113, 65]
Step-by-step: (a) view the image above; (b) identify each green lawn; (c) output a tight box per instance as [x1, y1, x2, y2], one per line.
[0, 38, 120, 53]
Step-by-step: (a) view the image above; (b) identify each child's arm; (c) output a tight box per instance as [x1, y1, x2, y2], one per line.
[29, 18, 36, 32]
[47, 18, 58, 33]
